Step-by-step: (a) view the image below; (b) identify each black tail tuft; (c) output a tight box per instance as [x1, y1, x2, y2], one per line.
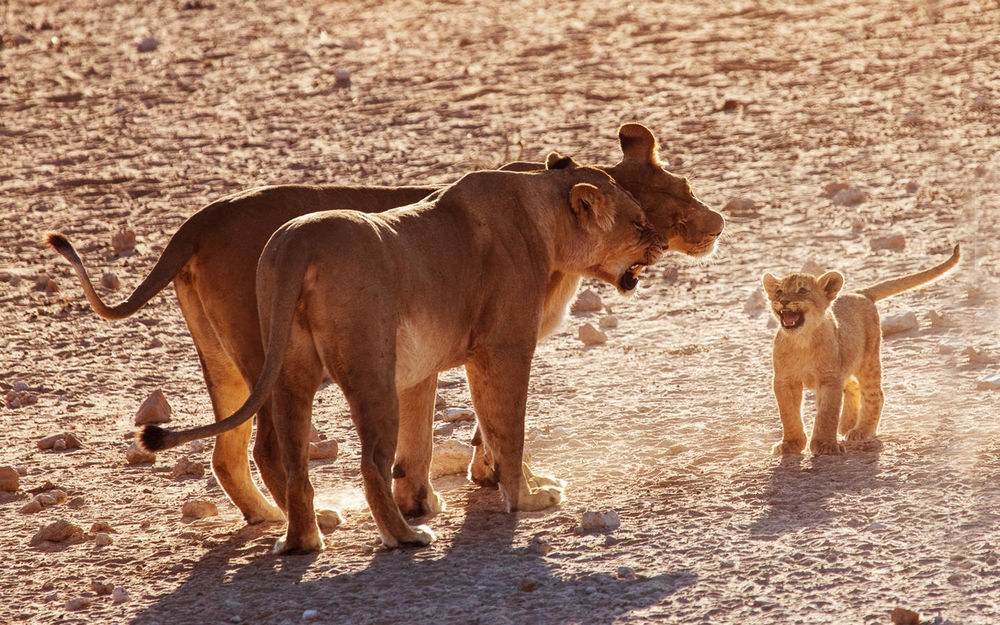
[46, 232, 72, 252]
[139, 425, 168, 452]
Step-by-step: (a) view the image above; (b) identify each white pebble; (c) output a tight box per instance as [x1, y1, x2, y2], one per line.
[135, 389, 171, 425]
[832, 187, 868, 206]
[975, 373, 1000, 391]
[111, 587, 131, 604]
[881, 311, 918, 336]
[95, 532, 113, 547]
[570, 289, 603, 313]
[430, 439, 473, 478]
[302, 609, 320, 621]
[870, 233, 906, 251]
[578, 323, 607, 345]
[181, 499, 218, 519]
[598, 315, 619, 329]
[439, 407, 476, 423]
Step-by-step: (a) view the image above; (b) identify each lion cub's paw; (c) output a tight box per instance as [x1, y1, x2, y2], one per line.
[525, 466, 567, 490]
[516, 485, 564, 512]
[272, 531, 324, 556]
[771, 438, 807, 455]
[810, 439, 846, 456]
[316, 508, 344, 534]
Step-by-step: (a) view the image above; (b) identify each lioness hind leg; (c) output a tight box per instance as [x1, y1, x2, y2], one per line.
[393, 374, 445, 518]
[846, 362, 884, 441]
[839, 377, 861, 437]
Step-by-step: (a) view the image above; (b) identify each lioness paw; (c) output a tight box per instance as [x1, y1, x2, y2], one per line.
[380, 524, 435, 549]
[316, 508, 344, 534]
[272, 532, 324, 556]
[810, 439, 846, 456]
[771, 438, 806, 455]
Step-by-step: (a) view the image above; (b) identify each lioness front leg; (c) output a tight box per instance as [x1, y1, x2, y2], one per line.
[393, 375, 445, 518]
[772, 378, 807, 455]
[466, 350, 563, 512]
[810, 380, 846, 455]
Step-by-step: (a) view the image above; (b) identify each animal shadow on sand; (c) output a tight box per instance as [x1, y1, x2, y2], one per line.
[130, 485, 694, 625]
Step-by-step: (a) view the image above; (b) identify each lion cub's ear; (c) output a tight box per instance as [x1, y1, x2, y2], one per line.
[546, 152, 579, 170]
[570, 183, 614, 231]
[817, 271, 845, 301]
[762, 273, 780, 298]
[618, 123, 658, 164]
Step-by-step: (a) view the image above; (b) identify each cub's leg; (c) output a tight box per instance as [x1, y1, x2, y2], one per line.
[772, 377, 807, 455]
[810, 376, 846, 455]
[175, 280, 284, 524]
[838, 377, 861, 436]
[466, 350, 563, 512]
[846, 360, 884, 441]
[393, 374, 445, 517]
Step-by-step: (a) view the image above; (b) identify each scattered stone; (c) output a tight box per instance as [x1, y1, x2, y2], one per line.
[170, 457, 205, 479]
[832, 187, 868, 206]
[35, 273, 59, 293]
[100, 272, 121, 290]
[94, 532, 113, 546]
[598, 315, 619, 329]
[439, 407, 476, 423]
[433, 422, 456, 437]
[578, 323, 607, 346]
[928, 310, 948, 327]
[571, 289, 603, 313]
[35, 493, 57, 507]
[67, 496, 86, 509]
[91, 580, 114, 595]
[870, 233, 906, 251]
[309, 439, 339, 461]
[41, 580, 55, 591]
[316, 509, 344, 533]
[661, 266, 679, 284]
[617, 566, 637, 579]
[743, 289, 766, 316]
[65, 597, 92, 611]
[303, 609, 320, 621]
[20, 499, 43, 514]
[30, 519, 85, 546]
[517, 578, 538, 592]
[720, 98, 740, 112]
[37, 432, 83, 451]
[905, 180, 920, 193]
[526, 535, 552, 555]
[137, 36, 159, 53]
[91, 521, 114, 534]
[6, 389, 38, 408]
[723, 197, 757, 216]
[135, 389, 171, 425]
[800, 259, 826, 276]
[309, 426, 323, 443]
[430, 439, 474, 478]
[966, 346, 998, 365]
[125, 441, 155, 465]
[188, 440, 206, 453]
[333, 69, 351, 88]
[111, 587, 131, 604]
[12, 381, 28, 392]
[181, 499, 218, 519]
[975, 373, 1000, 391]
[0, 466, 19, 492]
[881, 311, 918, 336]
[580, 509, 620, 531]
[891, 607, 920, 625]
[821, 181, 851, 198]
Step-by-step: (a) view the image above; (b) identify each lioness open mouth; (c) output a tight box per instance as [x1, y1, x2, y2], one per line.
[619, 263, 645, 291]
[779, 310, 804, 329]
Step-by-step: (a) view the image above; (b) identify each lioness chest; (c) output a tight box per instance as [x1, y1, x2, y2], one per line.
[394, 316, 468, 391]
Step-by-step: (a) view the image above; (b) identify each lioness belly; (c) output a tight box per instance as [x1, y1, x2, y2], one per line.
[395, 318, 462, 390]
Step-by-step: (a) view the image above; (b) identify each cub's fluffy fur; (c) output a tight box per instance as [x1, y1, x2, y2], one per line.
[762, 244, 960, 455]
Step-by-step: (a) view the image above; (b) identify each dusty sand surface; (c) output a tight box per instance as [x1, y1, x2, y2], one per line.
[2, 1, 1000, 623]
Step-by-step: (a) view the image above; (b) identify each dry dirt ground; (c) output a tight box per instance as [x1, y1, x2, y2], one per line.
[2, 1, 1000, 623]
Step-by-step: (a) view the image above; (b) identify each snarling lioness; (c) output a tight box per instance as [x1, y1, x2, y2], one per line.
[47, 122, 723, 527]
[763, 244, 959, 455]
[140, 156, 665, 554]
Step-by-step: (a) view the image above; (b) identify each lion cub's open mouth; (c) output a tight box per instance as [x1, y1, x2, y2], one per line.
[619, 263, 646, 291]
[779, 310, 804, 330]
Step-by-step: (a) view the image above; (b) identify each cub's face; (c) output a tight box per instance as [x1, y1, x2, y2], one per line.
[761, 271, 845, 331]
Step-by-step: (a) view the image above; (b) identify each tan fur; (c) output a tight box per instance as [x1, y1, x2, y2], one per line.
[140, 158, 665, 554]
[47, 122, 724, 527]
[762, 244, 960, 455]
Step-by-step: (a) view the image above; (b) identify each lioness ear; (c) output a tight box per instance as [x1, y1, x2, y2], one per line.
[817, 271, 844, 300]
[546, 152, 579, 170]
[618, 123, 658, 164]
[762, 273, 779, 297]
[570, 182, 614, 231]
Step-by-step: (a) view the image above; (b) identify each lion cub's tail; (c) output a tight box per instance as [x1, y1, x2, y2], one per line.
[858, 243, 960, 302]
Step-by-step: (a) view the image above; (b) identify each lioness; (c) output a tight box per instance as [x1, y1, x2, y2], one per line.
[762, 244, 960, 455]
[140, 156, 666, 554]
[48, 122, 723, 526]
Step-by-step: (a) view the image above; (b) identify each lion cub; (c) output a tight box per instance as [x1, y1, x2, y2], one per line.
[762, 244, 960, 455]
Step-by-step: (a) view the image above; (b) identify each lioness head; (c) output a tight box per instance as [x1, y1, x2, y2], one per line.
[605, 123, 724, 257]
[761, 271, 845, 331]
[547, 153, 666, 294]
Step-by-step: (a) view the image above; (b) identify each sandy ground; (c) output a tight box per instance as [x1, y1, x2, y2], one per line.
[2, 1, 1000, 623]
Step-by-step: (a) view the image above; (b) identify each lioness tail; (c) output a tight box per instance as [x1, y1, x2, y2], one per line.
[858, 243, 960, 302]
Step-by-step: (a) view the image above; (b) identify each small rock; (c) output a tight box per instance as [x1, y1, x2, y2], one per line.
[333, 69, 351, 88]
[975, 372, 1000, 391]
[100, 272, 121, 290]
[0, 466, 19, 492]
[137, 36, 159, 53]
[67, 496, 86, 509]
[598, 315, 619, 329]
[35, 494, 57, 507]
[90, 521, 114, 534]
[517, 579, 537, 592]
[905, 180, 920, 193]
[135, 389, 171, 425]
[571, 289, 603, 313]
[41, 580, 55, 591]
[821, 181, 851, 198]
[309, 426, 323, 443]
[46, 489, 68, 504]
[800, 259, 826, 276]
[891, 607, 920, 625]
[37, 432, 83, 451]
[526, 535, 552, 555]
[111, 587, 131, 604]
[430, 439, 474, 478]
[91, 580, 114, 595]
[439, 407, 476, 423]
[720, 98, 740, 112]
[580, 509, 620, 531]
[578, 323, 607, 345]
[603, 510, 621, 530]
[316, 509, 344, 534]
[743, 289, 766, 316]
[170, 457, 205, 479]
[181, 499, 218, 519]
[94, 532, 113, 547]
[881, 311, 918, 336]
[870, 233, 906, 251]
[30, 519, 85, 546]
[433, 422, 456, 437]
[35, 273, 59, 293]
[966, 346, 998, 365]
[661, 266, 679, 284]
[125, 440, 155, 464]
[188, 440, 206, 453]
[617, 566, 636, 579]
[65, 597, 92, 611]
[832, 187, 868, 206]
[308, 439, 338, 461]
[20, 499, 43, 514]
[723, 197, 757, 216]
[6, 389, 38, 408]
[928, 310, 948, 327]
